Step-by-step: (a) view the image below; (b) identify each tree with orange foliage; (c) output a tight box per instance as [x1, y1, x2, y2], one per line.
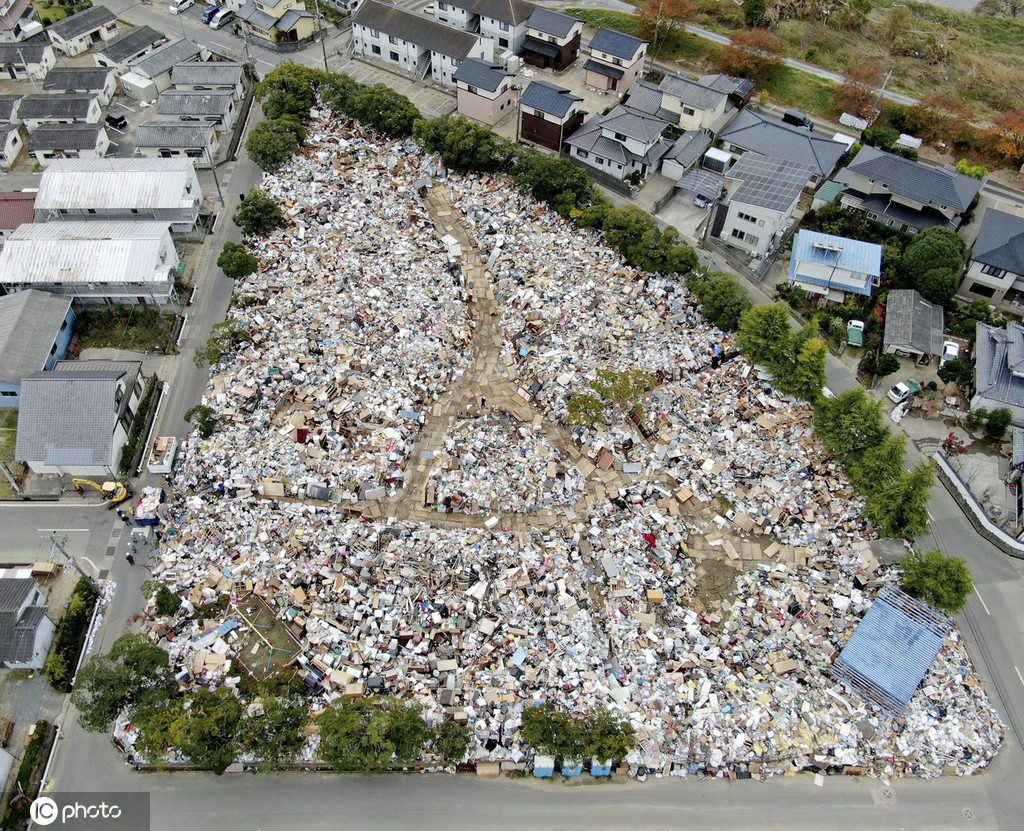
[908, 94, 975, 145]
[714, 30, 786, 88]
[833, 61, 884, 120]
[634, 0, 695, 71]
[987, 109, 1024, 165]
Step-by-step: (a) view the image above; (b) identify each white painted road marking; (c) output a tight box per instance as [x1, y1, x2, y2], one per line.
[1016, 666, 1024, 689]
[975, 588, 991, 616]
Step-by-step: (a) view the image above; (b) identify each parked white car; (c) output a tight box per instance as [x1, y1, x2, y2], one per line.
[169, 0, 195, 13]
[887, 379, 922, 405]
[940, 340, 961, 367]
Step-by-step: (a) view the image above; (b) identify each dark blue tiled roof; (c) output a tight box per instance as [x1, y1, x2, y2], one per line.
[588, 27, 645, 60]
[520, 80, 581, 118]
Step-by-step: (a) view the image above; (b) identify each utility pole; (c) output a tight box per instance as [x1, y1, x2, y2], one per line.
[313, 0, 330, 73]
[205, 146, 224, 204]
[868, 69, 894, 127]
[49, 533, 103, 596]
[16, 49, 37, 93]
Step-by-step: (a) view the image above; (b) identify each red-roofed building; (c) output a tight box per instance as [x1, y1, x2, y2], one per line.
[0, 191, 33, 248]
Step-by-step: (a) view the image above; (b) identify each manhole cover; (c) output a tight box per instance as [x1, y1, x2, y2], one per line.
[963, 809, 974, 820]
[882, 789, 893, 799]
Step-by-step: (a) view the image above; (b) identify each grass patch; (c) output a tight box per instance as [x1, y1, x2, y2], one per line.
[30, 0, 69, 25]
[765, 67, 835, 113]
[45, 577, 99, 692]
[118, 374, 160, 475]
[0, 409, 18, 499]
[232, 596, 301, 681]
[1, 720, 55, 831]
[73, 305, 176, 353]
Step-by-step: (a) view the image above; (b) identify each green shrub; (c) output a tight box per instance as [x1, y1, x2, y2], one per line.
[46, 578, 99, 692]
[118, 375, 159, 475]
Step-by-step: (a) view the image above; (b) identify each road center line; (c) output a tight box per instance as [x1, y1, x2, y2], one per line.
[975, 588, 991, 616]
[1016, 666, 1024, 689]
[36, 528, 89, 533]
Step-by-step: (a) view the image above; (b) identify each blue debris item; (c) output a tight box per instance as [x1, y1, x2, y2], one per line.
[833, 585, 950, 714]
[533, 755, 555, 777]
[562, 760, 583, 776]
[590, 758, 612, 777]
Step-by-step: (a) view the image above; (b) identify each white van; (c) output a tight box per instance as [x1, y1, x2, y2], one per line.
[169, 0, 195, 13]
[210, 8, 234, 27]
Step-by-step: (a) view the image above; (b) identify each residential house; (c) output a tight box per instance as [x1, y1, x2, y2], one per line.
[626, 73, 737, 136]
[17, 93, 102, 132]
[566, 104, 669, 182]
[521, 7, 581, 72]
[93, 25, 164, 70]
[0, 122, 23, 169]
[973, 321, 1024, 426]
[170, 61, 246, 99]
[35, 158, 203, 233]
[0, 578, 55, 671]
[660, 131, 712, 182]
[134, 122, 217, 166]
[431, 0, 536, 54]
[118, 37, 206, 102]
[351, 1, 493, 88]
[787, 229, 883, 304]
[0, 39, 55, 80]
[46, 5, 118, 56]
[715, 154, 809, 259]
[15, 359, 145, 477]
[0, 190, 34, 243]
[835, 145, 983, 233]
[0, 1, 42, 45]
[0, 220, 178, 306]
[43, 66, 118, 106]
[958, 208, 1024, 307]
[0, 289, 74, 406]
[238, 0, 316, 47]
[583, 27, 646, 94]
[718, 108, 846, 187]
[158, 89, 237, 131]
[454, 58, 514, 126]
[883, 288, 945, 363]
[519, 79, 583, 151]
[28, 124, 110, 166]
[0, 94, 20, 123]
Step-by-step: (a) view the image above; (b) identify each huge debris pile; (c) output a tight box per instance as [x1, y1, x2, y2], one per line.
[152, 111, 1002, 778]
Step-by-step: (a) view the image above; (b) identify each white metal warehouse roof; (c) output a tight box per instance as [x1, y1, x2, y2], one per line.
[35, 158, 198, 213]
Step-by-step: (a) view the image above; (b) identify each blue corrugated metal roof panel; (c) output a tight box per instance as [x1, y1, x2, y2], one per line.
[792, 229, 882, 277]
[833, 585, 950, 714]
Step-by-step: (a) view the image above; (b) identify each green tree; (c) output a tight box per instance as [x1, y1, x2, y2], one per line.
[875, 353, 900, 378]
[385, 702, 429, 763]
[566, 394, 606, 426]
[900, 548, 974, 612]
[515, 152, 595, 216]
[346, 83, 420, 137]
[848, 432, 906, 492]
[238, 695, 309, 772]
[956, 159, 988, 179]
[915, 267, 959, 306]
[430, 720, 470, 765]
[687, 271, 752, 331]
[170, 688, 243, 775]
[737, 303, 792, 368]
[566, 369, 656, 426]
[132, 697, 185, 768]
[899, 228, 966, 301]
[194, 321, 252, 368]
[783, 336, 827, 401]
[743, 0, 765, 25]
[938, 357, 973, 391]
[246, 119, 301, 171]
[255, 62, 323, 118]
[154, 586, 182, 617]
[520, 705, 583, 759]
[864, 461, 935, 538]
[217, 241, 260, 279]
[320, 72, 365, 112]
[812, 388, 888, 460]
[184, 404, 219, 438]
[233, 188, 283, 236]
[582, 709, 634, 765]
[44, 652, 72, 691]
[984, 407, 1013, 440]
[71, 633, 176, 732]
[318, 698, 396, 774]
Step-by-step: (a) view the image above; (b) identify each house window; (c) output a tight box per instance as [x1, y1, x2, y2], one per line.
[737, 211, 757, 223]
[981, 263, 1006, 278]
[390, 51, 399, 61]
[548, 36, 556, 43]
[612, 57, 621, 66]
[499, 21, 509, 31]
[371, 44, 381, 55]
[369, 27, 379, 37]
[499, 37, 508, 48]
[60, 320, 68, 332]
[437, 1, 446, 8]
[50, 343, 57, 355]
[185, 149, 203, 158]
[87, 208, 96, 214]
[969, 282, 996, 298]
[533, 109, 544, 118]
[683, 106, 695, 116]
[577, 150, 588, 159]
[614, 132, 626, 141]
[0, 390, 16, 397]
[388, 35, 397, 44]
[596, 157, 603, 165]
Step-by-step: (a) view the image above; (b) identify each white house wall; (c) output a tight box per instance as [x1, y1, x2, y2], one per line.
[720, 202, 786, 259]
[352, 24, 426, 74]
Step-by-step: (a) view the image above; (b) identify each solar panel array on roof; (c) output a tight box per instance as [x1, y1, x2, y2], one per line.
[833, 585, 950, 714]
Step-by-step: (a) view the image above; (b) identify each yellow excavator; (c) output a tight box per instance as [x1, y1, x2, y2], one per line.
[71, 478, 134, 507]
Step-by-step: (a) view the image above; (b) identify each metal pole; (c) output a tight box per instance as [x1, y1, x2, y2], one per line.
[205, 146, 224, 204]
[16, 49, 38, 93]
[49, 533, 103, 596]
[314, 0, 329, 73]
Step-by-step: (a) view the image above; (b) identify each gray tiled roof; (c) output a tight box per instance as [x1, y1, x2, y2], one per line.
[883, 288, 944, 358]
[29, 124, 104, 152]
[15, 370, 123, 467]
[526, 7, 579, 38]
[0, 578, 33, 613]
[589, 27, 645, 60]
[697, 72, 737, 95]
[728, 153, 810, 212]
[450, 0, 536, 25]
[583, 59, 623, 81]
[353, 0, 482, 59]
[974, 321, 1024, 409]
[622, 80, 675, 122]
[453, 58, 509, 93]
[0, 578, 47, 665]
[0, 41, 49, 65]
[0, 95, 21, 122]
[659, 72, 729, 112]
[170, 61, 243, 87]
[238, 2, 277, 29]
[519, 79, 581, 118]
[48, 5, 116, 40]
[131, 37, 202, 79]
[43, 66, 113, 93]
[566, 117, 627, 165]
[18, 94, 97, 121]
[157, 89, 233, 117]
[135, 121, 214, 148]
[96, 25, 163, 65]
[277, 8, 312, 30]
[600, 104, 668, 144]
[846, 145, 982, 212]
[664, 130, 711, 169]
[720, 109, 845, 179]
[0, 290, 72, 385]
[972, 207, 1024, 277]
